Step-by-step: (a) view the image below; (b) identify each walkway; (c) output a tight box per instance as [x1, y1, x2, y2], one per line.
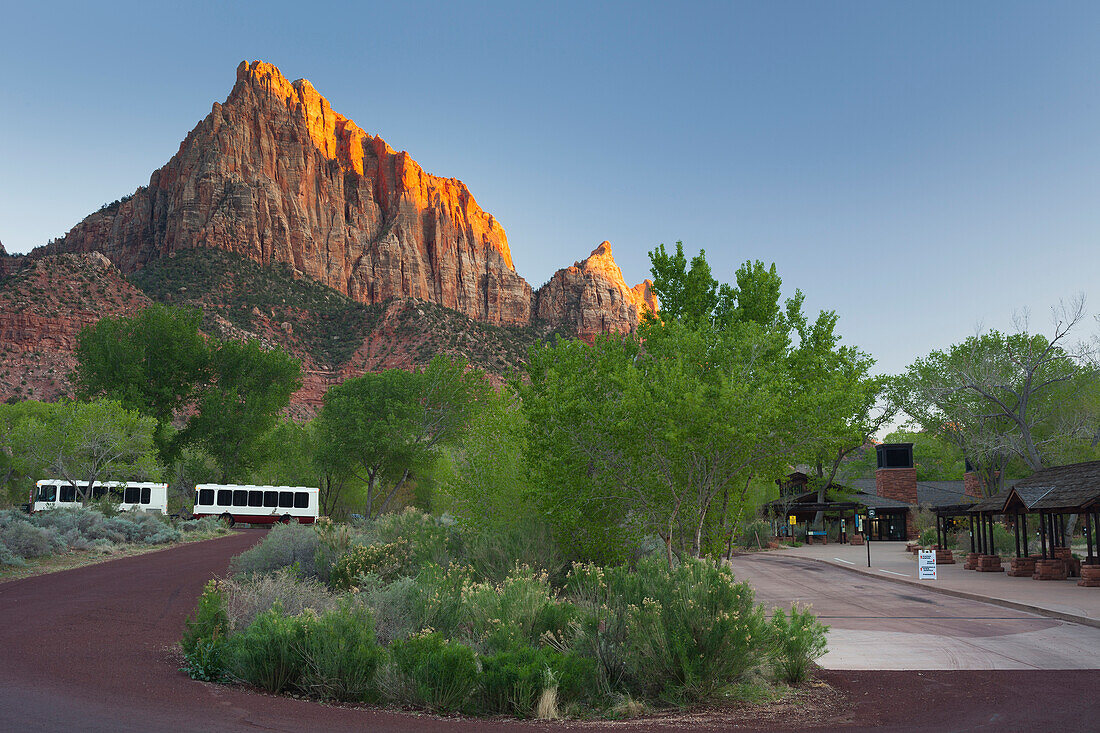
[730, 549, 1100, 670]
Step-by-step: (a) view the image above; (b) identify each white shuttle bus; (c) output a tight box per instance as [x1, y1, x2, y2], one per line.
[191, 484, 319, 526]
[32, 480, 169, 514]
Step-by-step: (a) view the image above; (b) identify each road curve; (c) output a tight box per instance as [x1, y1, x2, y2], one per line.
[0, 532, 1097, 731]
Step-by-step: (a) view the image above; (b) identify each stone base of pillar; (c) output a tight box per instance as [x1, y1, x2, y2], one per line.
[975, 554, 1004, 572]
[850, 535, 864, 546]
[935, 549, 955, 564]
[1006, 557, 1036, 577]
[1078, 565, 1100, 587]
[963, 552, 979, 570]
[1033, 559, 1068, 581]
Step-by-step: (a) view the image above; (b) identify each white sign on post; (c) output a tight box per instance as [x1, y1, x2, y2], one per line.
[918, 550, 937, 580]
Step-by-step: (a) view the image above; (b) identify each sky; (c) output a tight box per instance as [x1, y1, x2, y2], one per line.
[3, 1, 1100, 383]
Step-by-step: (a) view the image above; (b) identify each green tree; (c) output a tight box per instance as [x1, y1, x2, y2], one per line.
[11, 399, 160, 501]
[315, 355, 485, 518]
[72, 304, 209, 459]
[180, 340, 302, 483]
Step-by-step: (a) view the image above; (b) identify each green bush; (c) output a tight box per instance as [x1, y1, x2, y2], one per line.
[296, 602, 382, 702]
[768, 605, 828, 684]
[330, 540, 410, 590]
[389, 631, 479, 713]
[478, 645, 597, 716]
[180, 580, 231, 682]
[227, 603, 306, 694]
[736, 520, 773, 549]
[566, 557, 766, 703]
[919, 528, 937, 546]
[373, 508, 461, 572]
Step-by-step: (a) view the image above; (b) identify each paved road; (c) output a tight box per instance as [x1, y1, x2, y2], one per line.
[729, 552, 1100, 670]
[1, 532, 1098, 731]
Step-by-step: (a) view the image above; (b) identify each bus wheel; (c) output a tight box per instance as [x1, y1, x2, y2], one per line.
[220, 512, 235, 528]
[280, 514, 293, 524]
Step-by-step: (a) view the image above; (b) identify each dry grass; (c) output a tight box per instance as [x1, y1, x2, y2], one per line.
[220, 567, 342, 631]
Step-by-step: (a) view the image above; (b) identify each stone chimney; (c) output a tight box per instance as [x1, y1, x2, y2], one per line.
[963, 459, 982, 498]
[875, 443, 917, 504]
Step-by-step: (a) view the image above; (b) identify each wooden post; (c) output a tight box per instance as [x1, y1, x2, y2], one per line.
[1022, 512, 1029, 556]
[969, 514, 976, 553]
[1040, 511, 1048, 559]
[988, 514, 995, 557]
[1014, 512, 1021, 558]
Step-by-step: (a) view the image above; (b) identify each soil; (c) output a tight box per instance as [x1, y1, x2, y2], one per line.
[0, 529, 1096, 732]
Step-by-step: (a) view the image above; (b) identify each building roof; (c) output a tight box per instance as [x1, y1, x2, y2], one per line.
[1007, 461, 1100, 510]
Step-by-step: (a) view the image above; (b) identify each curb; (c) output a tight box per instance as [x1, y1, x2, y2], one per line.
[765, 551, 1100, 631]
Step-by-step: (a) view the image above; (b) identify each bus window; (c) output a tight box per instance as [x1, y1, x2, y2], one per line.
[217, 489, 232, 506]
[140, 487, 151, 504]
[233, 490, 248, 506]
[294, 492, 309, 509]
[60, 485, 77, 502]
[124, 487, 141, 504]
[110, 488, 124, 502]
[37, 485, 57, 502]
[248, 491, 263, 507]
[198, 489, 215, 506]
[263, 491, 278, 508]
[92, 485, 107, 500]
[279, 491, 294, 508]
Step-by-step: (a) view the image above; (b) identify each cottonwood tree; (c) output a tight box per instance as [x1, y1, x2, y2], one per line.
[72, 304, 209, 460]
[12, 399, 160, 501]
[315, 355, 485, 518]
[895, 299, 1099, 496]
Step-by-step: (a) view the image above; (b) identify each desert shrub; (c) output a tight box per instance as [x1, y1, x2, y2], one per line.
[180, 516, 227, 534]
[0, 521, 63, 558]
[295, 602, 382, 702]
[736, 520, 773, 549]
[919, 528, 937, 547]
[461, 566, 577, 653]
[358, 575, 419, 644]
[388, 631, 479, 713]
[478, 645, 596, 716]
[462, 519, 565, 584]
[227, 604, 307, 693]
[373, 508, 461, 572]
[992, 523, 1015, 556]
[566, 557, 766, 703]
[411, 562, 475, 637]
[0, 539, 26, 567]
[230, 523, 321, 577]
[768, 605, 828, 684]
[221, 568, 341, 632]
[329, 540, 410, 590]
[181, 580, 231, 682]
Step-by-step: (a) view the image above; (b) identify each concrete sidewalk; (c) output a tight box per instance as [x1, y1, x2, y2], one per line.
[766, 540, 1100, 628]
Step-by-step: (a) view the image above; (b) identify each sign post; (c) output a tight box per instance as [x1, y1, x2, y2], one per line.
[866, 508, 875, 567]
[918, 549, 937, 580]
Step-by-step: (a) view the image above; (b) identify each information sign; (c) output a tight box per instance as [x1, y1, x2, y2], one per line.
[789, 515, 796, 525]
[918, 550, 937, 580]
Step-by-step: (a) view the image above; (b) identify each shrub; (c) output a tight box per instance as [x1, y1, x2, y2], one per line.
[229, 523, 320, 577]
[180, 516, 227, 534]
[462, 519, 564, 584]
[461, 566, 577, 653]
[0, 540, 26, 567]
[478, 646, 596, 716]
[358, 575, 419, 645]
[295, 602, 382, 702]
[566, 557, 766, 703]
[227, 604, 306, 694]
[329, 540, 410, 590]
[736, 520, 773, 549]
[1, 521, 63, 558]
[918, 528, 937, 547]
[388, 631, 479, 713]
[221, 568, 340, 632]
[373, 508, 461, 572]
[181, 580, 231, 682]
[768, 605, 828, 684]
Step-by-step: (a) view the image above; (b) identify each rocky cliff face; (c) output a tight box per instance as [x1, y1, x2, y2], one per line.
[533, 242, 656, 340]
[44, 60, 655, 338]
[50, 61, 531, 325]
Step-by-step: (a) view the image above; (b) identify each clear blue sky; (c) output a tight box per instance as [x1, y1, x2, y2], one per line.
[3, 1, 1099, 381]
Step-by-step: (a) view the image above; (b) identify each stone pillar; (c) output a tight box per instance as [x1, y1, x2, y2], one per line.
[1078, 565, 1100, 587]
[935, 549, 955, 564]
[963, 471, 982, 499]
[1033, 558, 1068, 580]
[1007, 557, 1036, 577]
[975, 554, 1004, 572]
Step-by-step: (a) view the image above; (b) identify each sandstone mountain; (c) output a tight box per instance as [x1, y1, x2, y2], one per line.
[46, 60, 653, 335]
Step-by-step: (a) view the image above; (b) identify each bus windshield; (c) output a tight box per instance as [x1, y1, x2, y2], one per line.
[37, 485, 57, 502]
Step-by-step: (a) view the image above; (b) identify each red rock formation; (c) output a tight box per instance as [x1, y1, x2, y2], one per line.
[533, 242, 656, 340]
[50, 61, 532, 326]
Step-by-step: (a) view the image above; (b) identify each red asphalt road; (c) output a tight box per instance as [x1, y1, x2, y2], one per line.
[0, 530, 1098, 732]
